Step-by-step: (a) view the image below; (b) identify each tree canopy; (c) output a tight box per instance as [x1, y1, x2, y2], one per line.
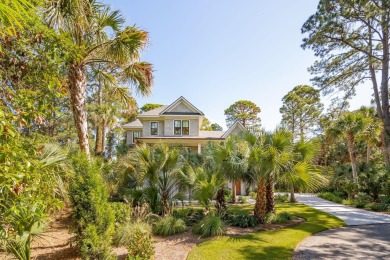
[224, 100, 261, 130]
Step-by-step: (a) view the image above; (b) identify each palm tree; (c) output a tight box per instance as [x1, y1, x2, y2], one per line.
[127, 144, 182, 215]
[0, 0, 34, 36]
[327, 112, 365, 186]
[212, 137, 250, 204]
[45, 1, 153, 156]
[281, 140, 329, 202]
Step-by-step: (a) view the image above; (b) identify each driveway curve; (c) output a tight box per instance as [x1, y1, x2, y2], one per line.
[295, 194, 390, 225]
[294, 194, 390, 259]
[293, 224, 390, 259]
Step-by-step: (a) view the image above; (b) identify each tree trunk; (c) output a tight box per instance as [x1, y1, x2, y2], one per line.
[265, 180, 275, 214]
[254, 179, 267, 223]
[68, 61, 90, 156]
[231, 180, 236, 204]
[380, 9, 390, 164]
[347, 132, 358, 186]
[290, 185, 296, 202]
[106, 131, 114, 160]
[161, 190, 169, 216]
[215, 188, 226, 214]
[95, 77, 104, 156]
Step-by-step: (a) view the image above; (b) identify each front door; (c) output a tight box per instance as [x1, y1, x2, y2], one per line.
[235, 181, 241, 196]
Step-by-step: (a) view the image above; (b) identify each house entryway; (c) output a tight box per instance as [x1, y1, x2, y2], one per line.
[235, 181, 241, 196]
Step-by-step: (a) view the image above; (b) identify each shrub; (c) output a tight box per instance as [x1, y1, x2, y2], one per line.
[265, 212, 292, 224]
[153, 216, 187, 236]
[69, 155, 115, 259]
[354, 192, 371, 203]
[193, 215, 226, 237]
[224, 213, 257, 228]
[111, 202, 132, 224]
[318, 192, 343, 203]
[126, 222, 154, 260]
[353, 201, 367, 208]
[249, 191, 257, 199]
[238, 196, 248, 204]
[342, 199, 353, 205]
[275, 193, 289, 202]
[369, 203, 388, 212]
[173, 208, 204, 226]
[224, 188, 232, 201]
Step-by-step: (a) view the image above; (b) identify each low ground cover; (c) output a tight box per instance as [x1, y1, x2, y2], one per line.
[318, 192, 390, 212]
[187, 202, 345, 260]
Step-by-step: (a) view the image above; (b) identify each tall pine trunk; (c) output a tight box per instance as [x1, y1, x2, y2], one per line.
[265, 180, 275, 214]
[68, 61, 90, 156]
[95, 79, 105, 156]
[254, 179, 266, 223]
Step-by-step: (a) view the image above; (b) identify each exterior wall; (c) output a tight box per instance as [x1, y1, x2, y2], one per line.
[143, 121, 164, 137]
[230, 126, 244, 136]
[170, 102, 193, 113]
[189, 119, 199, 136]
[164, 119, 173, 136]
[126, 130, 133, 145]
[227, 181, 247, 196]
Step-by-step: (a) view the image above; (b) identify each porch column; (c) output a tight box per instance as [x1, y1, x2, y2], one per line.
[197, 143, 202, 154]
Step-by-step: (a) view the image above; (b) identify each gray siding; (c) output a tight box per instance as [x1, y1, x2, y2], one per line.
[126, 130, 133, 145]
[170, 103, 193, 113]
[143, 120, 164, 136]
[189, 119, 199, 136]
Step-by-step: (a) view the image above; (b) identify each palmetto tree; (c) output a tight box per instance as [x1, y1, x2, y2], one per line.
[327, 112, 365, 186]
[212, 137, 250, 204]
[127, 144, 182, 215]
[45, 1, 153, 156]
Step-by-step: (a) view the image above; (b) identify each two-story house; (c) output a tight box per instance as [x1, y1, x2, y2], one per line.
[123, 96, 246, 154]
[123, 96, 247, 195]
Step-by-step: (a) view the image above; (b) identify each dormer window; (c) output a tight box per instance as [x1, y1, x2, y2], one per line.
[174, 120, 189, 135]
[151, 122, 158, 135]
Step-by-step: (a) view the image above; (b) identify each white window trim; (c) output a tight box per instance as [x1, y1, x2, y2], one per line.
[173, 119, 190, 136]
[150, 121, 159, 136]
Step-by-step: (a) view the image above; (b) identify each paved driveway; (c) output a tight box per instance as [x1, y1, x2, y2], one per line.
[294, 194, 390, 259]
[294, 224, 390, 259]
[295, 193, 390, 225]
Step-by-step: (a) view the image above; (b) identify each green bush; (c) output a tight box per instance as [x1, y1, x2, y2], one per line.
[224, 213, 257, 228]
[275, 193, 289, 202]
[353, 201, 367, 208]
[265, 212, 292, 224]
[318, 192, 343, 203]
[238, 196, 248, 204]
[193, 215, 226, 237]
[249, 191, 257, 199]
[126, 222, 154, 260]
[224, 188, 232, 201]
[369, 203, 388, 212]
[354, 192, 371, 203]
[111, 202, 132, 224]
[153, 216, 187, 236]
[69, 155, 115, 259]
[173, 208, 204, 226]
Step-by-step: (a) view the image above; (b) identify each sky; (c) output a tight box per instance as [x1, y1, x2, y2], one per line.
[107, 0, 373, 130]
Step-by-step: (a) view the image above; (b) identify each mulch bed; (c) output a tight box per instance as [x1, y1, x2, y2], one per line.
[0, 212, 305, 260]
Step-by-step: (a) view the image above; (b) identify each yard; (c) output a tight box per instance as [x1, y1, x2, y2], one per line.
[187, 202, 345, 260]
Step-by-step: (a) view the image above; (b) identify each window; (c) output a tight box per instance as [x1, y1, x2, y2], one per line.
[174, 120, 181, 135]
[133, 131, 139, 143]
[182, 120, 189, 135]
[174, 120, 190, 135]
[151, 122, 158, 135]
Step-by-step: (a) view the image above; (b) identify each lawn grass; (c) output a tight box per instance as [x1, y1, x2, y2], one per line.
[187, 203, 345, 260]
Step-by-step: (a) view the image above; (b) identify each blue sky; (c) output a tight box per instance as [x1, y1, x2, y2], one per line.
[107, 1, 372, 130]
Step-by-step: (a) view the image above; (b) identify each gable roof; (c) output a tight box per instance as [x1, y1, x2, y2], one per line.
[221, 121, 246, 138]
[122, 119, 143, 129]
[138, 105, 169, 117]
[160, 96, 204, 115]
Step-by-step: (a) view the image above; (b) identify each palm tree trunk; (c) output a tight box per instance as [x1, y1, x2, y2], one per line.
[290, 185, 296, 202]
[231, 181, 236, 204]
[68, 61, 90, 156]
[254, 179, 267, 223]
[265, 180, 275, 214]
[215, 188, 226, 214]
[347, 132, 358, 186]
